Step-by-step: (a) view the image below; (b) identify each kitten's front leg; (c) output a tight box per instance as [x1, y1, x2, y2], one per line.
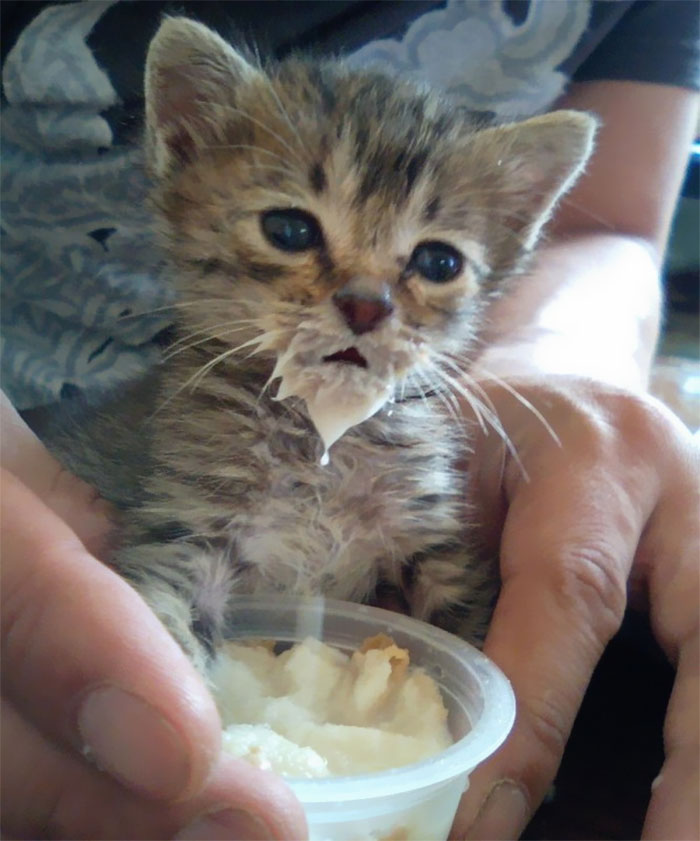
[404, 543, 499, 646]
[113, 541, 235, 674]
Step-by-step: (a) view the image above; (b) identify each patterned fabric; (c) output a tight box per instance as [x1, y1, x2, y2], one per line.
[1, 0, 594, 408]
[349, 0, 590, 117]
[1, 1, 173, 409]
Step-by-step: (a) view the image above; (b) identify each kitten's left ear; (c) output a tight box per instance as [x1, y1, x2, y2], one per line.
[145, 17, 260, 177]
[469, 110, 597, 252]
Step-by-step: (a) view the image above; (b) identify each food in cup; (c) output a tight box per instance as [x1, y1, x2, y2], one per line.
[218, 596, 515, 841]
[212, 633, 453, 778]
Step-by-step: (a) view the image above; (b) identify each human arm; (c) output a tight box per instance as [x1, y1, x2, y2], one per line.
[0, 398, 307, 840]
[478, 80, 699, 389]
[450, 80, 700, 840]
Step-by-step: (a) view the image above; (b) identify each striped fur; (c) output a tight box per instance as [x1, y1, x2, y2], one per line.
[60, 19, 596, 672]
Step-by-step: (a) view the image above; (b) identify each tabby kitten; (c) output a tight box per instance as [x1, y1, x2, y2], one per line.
[70, 18, 596, 672]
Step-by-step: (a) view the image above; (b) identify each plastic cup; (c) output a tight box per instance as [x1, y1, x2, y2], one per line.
[222, 595, 515, 841]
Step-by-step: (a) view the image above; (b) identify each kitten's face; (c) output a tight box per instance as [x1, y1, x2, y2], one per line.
[145, 19, 595, 440]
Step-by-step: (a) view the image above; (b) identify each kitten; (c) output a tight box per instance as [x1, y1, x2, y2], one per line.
[53, 18, 595, 673]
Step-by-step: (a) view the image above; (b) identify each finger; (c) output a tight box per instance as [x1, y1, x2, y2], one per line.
[0, 392, 113, 554]
[1, 468, 221, 802]
[641, 441, 699, 840]
[2, 697, 307, 840]
[642, 637, 699, 840]
[452, 463, 638, 839]
[2, 470, 307, 837]
[174, 754, 308, 841]
[1, 695, 171, 840]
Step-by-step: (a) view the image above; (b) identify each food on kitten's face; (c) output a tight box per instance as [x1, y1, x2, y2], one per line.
[252, 210, 473, 457]
[271, 353, 395, 465]
[263, 317, 428, 462]
[296, 378, 393, 466]
[212, 634, 453, 778]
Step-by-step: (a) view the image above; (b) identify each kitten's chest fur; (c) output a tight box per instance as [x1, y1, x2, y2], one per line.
[131, 361, 466, 605]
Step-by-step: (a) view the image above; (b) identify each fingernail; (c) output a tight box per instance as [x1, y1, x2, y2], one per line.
[464, 780, 530, 840]
[78, 685, 191, 799]
[175, 809, 273, 840]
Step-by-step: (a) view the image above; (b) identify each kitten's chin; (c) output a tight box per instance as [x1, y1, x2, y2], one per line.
[261, 318, 427, 463]
[307, 379, 393, 466]
[270, 360, 394, 465]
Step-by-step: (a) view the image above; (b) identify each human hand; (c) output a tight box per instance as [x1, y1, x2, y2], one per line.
[450, 375, 699, 840]
[1, 399, 307, 840]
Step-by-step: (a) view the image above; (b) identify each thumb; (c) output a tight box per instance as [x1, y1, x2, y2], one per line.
[1, 469, 307, 838]
[1, 392, 113, 553]
[1, 468, 222, 803]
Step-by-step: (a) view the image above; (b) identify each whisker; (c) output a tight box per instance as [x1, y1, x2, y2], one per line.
[161, 324, 255, 362]
[117, 298, 241, 321]
[245, 163, 300, 179]
[413, 365, 469, 438]
[203, 143, 291, 167]
[423, 361, 489, 437]
[150, 334, 267, 417]
[188, 335, 269, 390]
[165, 318, 258, 352]
[433, 348, 551, 435]
[213, 103, 306, 167]
[470, 364, 561, 446]
[265, 84, 307, 161]
[427, 350, 498, 433]
[434, 381, 473, 438]
[405, 370, 431, 411]
[423, 359, 528, 479]
[558, 197, 615, 230]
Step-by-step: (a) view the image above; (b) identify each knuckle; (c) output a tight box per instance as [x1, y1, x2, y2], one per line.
[550, 544, 627, 643]
[2, 573, 50, 692]
[45, 778, 116, 841]
[1, 702, 65, 839]
[592, 388, 682, 457]
[49, 467, 114, 549]
[525, 690, 571, 771]
[31, 776, 67, 839]
[1, 535, 84, 690]
[17, 769, 98, 841]
[50, 465, 104, 514]
[546, 380, 678, 457]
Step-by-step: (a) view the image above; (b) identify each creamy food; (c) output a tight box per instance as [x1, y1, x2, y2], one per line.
[270, 352, 395, 465]
[212, 634, 453, 778]
[258, 318, 426, 464]
[273, 366, 394, 466]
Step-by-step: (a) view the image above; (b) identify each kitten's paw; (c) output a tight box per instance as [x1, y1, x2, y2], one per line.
[112, 542, 232, 674]
[405, 544, 497, 647]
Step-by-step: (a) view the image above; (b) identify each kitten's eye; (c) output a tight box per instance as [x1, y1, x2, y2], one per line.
[410, 241, 463, 283]
[261, 209, 322, 252]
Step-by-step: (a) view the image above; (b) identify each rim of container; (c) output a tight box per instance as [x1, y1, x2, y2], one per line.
[225, 595, 516, 803]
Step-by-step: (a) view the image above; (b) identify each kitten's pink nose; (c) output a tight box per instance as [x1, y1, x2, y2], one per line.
[333, 287, 394, 335]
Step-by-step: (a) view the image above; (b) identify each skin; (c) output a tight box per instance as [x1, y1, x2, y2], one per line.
[1, 399, 307, 839]
[450, 80, 700, 840]
[1, 79, 697, 840]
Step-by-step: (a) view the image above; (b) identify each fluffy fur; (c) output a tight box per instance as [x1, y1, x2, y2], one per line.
[50, 18, 596, 673]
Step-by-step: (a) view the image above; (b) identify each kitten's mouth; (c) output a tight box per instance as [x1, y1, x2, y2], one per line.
[322, 347, 368, 369]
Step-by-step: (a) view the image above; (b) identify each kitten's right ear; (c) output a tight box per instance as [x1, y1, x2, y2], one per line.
[145, 17, 259, 178]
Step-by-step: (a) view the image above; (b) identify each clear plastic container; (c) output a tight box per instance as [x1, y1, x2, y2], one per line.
[223, 595, 515, 841]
